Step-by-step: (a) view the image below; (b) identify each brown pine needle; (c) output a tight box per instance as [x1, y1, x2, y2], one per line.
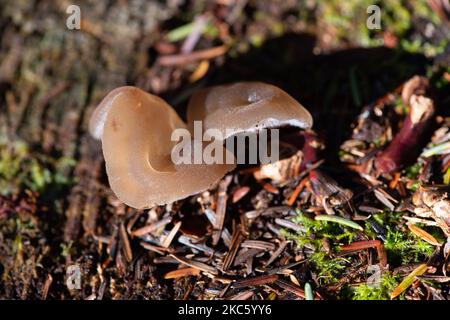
[408, 224, 442, 246]
[164, 267, 201, 279]
[389, 172, 401, 189]
[232, 186, 250, 203]
[340, 240, 387, 267]
[158, 45, 227, 66]
[189, 60, 210, 82]
[287, 177, 308, 206]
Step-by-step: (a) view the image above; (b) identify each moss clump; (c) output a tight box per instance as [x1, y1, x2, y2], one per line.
[283, 210, 359, 285]
[353, 272, 400, 300]
[0, 140, 75, 196]
[384, 226, 434, 264]
[309, 251, 348, 285]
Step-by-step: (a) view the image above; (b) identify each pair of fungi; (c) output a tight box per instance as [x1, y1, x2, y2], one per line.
[89, 82, 313, 209]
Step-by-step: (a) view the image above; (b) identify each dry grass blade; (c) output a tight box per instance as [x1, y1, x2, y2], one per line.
[189, 60, 210, 82]
[391, 264, 428, 299]
[408, 224, 442, 246]
[178, 235, 215, 255]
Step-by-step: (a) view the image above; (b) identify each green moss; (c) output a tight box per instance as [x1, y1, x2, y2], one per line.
[0, 140, 75, 195]
[283, 210, 360, 285]
[384, 226, 434, 264]
[353, 272, 400, 300]
[319, 0, 442, 50]
[310, 251, 348, 285]
[403, 163, 422, 179]
[290, 210, 359, 245]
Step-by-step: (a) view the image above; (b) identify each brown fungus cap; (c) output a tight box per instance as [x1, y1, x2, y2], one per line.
[90, 83, 313, 209]
[187, 82, 313, 139]
[89, 86, 233, 209]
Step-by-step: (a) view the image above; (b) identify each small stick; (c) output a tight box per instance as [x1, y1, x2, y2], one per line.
[339, 240, 387, 267]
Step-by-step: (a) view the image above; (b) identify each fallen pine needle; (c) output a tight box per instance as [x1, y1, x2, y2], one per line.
[158, 45, 227, 66]
[304, 282, 314, 300]
[189, 60, 210, 82]
[287, 177, 308, 206]
[164, 267, 201, 279]
[408, 224, 442, 246]
[391, 264, 428, 299]
[314, 215, 363, 231]
[339, 240, 387, 267]
[233, 274, 279, 288]
[389, 172, 401, 189]
[232, 186, 250, 203]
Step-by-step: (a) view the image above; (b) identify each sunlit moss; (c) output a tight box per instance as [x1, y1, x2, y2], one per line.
[384, 226, 435, 264]
[282, 210, 359, 284]
[0, 139, 76, 195]
[353, 272, 400, 300]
